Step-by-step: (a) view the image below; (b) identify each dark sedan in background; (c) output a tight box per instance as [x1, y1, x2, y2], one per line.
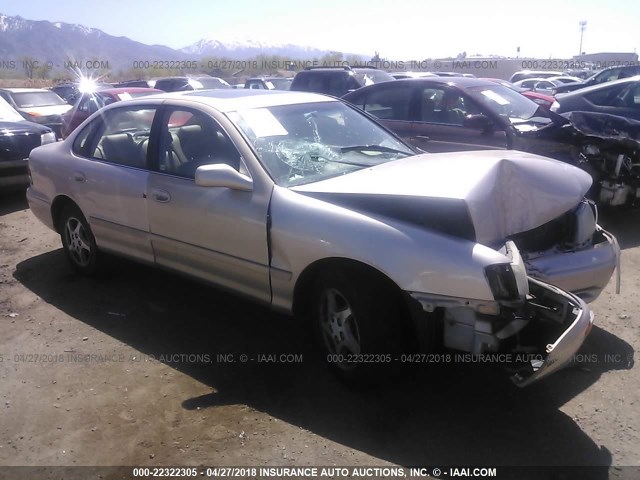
[342, 77, 572, 159]
[551, 75, 640, 120]
[0, 97, 56, 190]
[553, 65, 640, 95]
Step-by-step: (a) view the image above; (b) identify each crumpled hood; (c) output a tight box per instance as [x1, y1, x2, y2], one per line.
[293, 150, 592, 245]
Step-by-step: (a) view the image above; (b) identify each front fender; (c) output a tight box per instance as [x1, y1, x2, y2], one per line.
[269, 187, 509, 312]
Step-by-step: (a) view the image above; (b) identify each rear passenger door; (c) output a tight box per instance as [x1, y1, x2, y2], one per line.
[345, 83, 416, 142]
[68, 104, 158, 262]
[146, 106, 271, 302]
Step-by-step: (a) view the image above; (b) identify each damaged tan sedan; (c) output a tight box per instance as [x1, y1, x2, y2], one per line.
[26, 90, 619, 386]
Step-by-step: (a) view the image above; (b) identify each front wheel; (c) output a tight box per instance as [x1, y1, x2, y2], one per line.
[59, 204, 99, 274]
[310, 267, 409, 384]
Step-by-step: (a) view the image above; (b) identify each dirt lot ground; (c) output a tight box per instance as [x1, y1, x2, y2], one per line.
[0, 190, 638, 479]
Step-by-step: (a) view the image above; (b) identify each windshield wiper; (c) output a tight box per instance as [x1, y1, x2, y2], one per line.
[309, 155, 371, 167]
[340, 145, 411, 155]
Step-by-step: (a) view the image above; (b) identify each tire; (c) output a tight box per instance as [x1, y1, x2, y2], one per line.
[59, 204, 100, 275]
[309, 266, 409, 385]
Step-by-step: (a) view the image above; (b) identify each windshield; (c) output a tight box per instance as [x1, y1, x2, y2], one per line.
[0, 97, 24, 122]
[13, 91, 67, 108]
[466, 85, 551, 124]
[227, 101, 414, 187]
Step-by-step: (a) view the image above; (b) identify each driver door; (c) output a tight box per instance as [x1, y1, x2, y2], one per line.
[411, 86, 508, 152]
[146, 106, 271, 302]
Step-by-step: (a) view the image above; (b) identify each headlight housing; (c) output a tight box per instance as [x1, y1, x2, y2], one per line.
[41, 131, 56, 145]
[484, 264, 519, 301]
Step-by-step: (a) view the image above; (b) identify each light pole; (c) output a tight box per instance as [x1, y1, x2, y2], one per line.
[579, 20, 587, 56]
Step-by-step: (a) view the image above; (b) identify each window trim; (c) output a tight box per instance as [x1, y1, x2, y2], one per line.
[150, 104, 248, 181]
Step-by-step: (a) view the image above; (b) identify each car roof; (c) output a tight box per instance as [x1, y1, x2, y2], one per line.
[512, 70, 564, 75]
[98, 87, 162, 95]
[515, 77, 554, 82]
[140, 89, 337, 112]
[359, 77, 498, 88]
[155, 76, 222, 81]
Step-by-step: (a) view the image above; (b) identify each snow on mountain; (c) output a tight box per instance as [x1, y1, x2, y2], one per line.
[182, 36, 363, 59]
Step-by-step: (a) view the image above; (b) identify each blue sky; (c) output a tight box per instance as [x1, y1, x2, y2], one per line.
[1, 0, 637, 59]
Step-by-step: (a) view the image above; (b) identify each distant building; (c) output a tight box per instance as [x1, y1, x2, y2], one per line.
[573, 52, 638, 63]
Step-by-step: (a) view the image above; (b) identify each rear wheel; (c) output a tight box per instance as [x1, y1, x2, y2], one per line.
[310, 266, 409, 384]
[59, 204, 99, 274]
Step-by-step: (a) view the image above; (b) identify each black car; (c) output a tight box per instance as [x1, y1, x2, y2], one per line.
[553, 65, 640, 95]
[290, 66, 394, 97]
[0, 98, 56, 190]
[112, 80, 153, 88]
[551, 75, 640, 120]
[342, 77, 573, 159]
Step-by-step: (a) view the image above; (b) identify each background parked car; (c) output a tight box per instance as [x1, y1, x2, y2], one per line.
[483, 78, 556, 109]
[432, 72, 476, 78]
[153, 76, 231, 92]
[551, 75, 640, 120]
[391, 71, 438, 79]
[112, 80, 154, 88]
[290, 66, 394, 96]
[0, 88, 71, 139]
[61, 87, 163, 138]
[509, 70, 564, 83]
[512, 78, 563, 95]
[51, 81, 113, 104]
[553, 65, 640, 95]
[244, 77, 292, 90]
[342, 77, 572, 159]
[547, 75, 584, 84]
[0, 97, 56, 190]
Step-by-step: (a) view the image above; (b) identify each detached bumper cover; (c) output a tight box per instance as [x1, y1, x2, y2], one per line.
[511, 277, 594, 387]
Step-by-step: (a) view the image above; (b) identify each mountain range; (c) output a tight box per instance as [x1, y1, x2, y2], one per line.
[0, 13, 363, 77]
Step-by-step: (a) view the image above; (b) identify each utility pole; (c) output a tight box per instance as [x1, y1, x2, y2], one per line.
[579, 20, 587, 56]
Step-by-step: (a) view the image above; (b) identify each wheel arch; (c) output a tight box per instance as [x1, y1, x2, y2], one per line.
[50, 195, 79, 233]
[292, 257, 410, 318]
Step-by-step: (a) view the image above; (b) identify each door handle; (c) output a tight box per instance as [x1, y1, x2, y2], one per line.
[72, 171, 86, 183]
[415, 135, 430, 141]
[151, 189, 171, 203]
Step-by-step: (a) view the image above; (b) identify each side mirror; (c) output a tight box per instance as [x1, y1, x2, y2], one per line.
[195, 164, 253, 191]
[463, 114, 491, 129]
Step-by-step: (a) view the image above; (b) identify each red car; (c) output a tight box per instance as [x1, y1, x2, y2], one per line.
[61, 87, 161, 138]
[482, 78, 555, 110]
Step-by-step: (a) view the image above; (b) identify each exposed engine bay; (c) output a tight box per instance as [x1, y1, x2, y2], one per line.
[563, 111, 640, 208]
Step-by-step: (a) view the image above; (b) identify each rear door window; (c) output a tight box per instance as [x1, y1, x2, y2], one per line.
[79, 106, 157, 169]
[362, 85, 413, 121]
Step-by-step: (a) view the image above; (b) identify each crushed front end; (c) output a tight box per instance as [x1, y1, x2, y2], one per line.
[410, 242, 594, 387]
[509, 199, 619, 303]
